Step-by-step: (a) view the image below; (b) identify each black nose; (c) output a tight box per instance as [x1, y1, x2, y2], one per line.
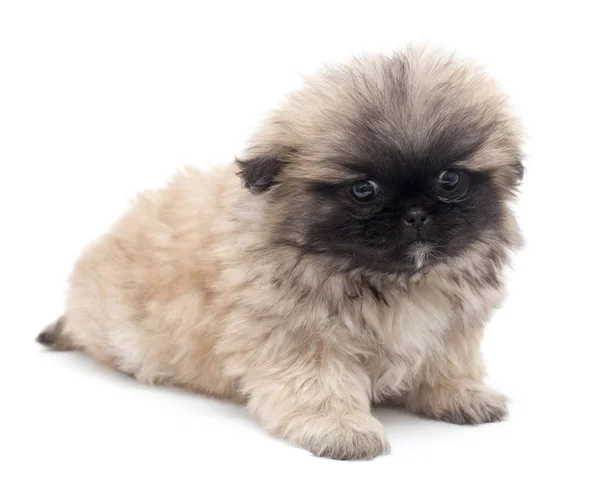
[403, 207, 428, 228]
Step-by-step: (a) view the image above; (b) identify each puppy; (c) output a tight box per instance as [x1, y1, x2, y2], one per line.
[38, 47, 523, 460]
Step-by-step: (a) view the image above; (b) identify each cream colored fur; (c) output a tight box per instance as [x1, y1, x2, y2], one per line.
[39, 47, 523, 460]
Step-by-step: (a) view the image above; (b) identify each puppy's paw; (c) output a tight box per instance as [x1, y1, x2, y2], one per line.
[313, 427, 390, 460]
[418, 383, 508, 425]
[300, 414, 390, 460]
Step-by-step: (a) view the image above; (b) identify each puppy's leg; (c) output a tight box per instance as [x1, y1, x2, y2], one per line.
[239, 347, 389, 460]
[406, 325, 507, 424]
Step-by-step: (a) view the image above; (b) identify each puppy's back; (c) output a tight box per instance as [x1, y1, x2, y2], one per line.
[39, 165, 242, 398]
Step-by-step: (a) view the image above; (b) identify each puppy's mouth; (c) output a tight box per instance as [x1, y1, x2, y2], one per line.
[406, 241, 437, 271]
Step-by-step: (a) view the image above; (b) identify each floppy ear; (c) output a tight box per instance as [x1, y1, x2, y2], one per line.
[235, 146, 296, 193]
[512, 161, 524, 183]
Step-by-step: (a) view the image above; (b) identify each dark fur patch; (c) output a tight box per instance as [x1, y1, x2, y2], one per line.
[512, 161, 525, 183]
[36, 316, 73, 351]
[278, 165, 503, 275]
[36, 330, 57, 346]
[36, 317, 63, 345]
[236, 155, 285, 192]
[236, 147, 297, 192]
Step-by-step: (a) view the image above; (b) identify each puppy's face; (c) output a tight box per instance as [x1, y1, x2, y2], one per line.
[238, 48, 523, 275]
[286, 156, 505, 274]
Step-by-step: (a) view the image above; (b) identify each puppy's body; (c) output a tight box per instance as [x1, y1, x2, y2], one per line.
[39, 48, 523, 459]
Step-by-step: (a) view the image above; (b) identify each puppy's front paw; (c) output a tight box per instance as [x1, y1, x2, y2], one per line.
[300, 414, 390, 460]
[416, 383, 508, 425]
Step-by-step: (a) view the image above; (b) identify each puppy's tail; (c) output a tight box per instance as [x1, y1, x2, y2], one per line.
[36, 316, 75, 351]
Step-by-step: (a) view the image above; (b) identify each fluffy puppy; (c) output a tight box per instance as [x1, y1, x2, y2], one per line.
[38, 47, 523, 460]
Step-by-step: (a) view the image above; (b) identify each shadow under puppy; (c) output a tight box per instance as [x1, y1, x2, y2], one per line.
[38, 46, 523, 460]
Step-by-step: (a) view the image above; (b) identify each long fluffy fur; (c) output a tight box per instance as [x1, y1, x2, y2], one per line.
[38, 47, 523, 460]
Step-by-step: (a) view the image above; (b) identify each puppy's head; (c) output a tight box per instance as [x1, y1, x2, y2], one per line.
[237, 47, 523, 275]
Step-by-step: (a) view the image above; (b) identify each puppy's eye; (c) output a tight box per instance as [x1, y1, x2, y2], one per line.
[435, 170, 469, 201]
[349, 180, 381, 202]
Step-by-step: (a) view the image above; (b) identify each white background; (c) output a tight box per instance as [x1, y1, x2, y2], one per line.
[1, 1, 599, 497]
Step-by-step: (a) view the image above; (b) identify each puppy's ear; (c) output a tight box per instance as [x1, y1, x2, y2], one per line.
[235, 147, 295, 193]
[512, 161, 524, 183]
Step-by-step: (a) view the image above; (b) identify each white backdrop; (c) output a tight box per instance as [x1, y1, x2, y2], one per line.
[1, 1, 598, 498]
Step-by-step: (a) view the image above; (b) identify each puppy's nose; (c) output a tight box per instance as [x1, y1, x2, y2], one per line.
[403, 207, 428, 228]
